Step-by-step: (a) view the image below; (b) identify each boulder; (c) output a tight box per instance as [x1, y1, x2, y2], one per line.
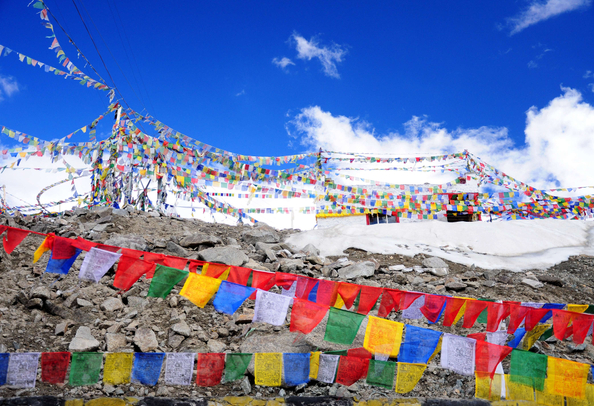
[207, 339, 226, 353]
[105, 333, 127, 352]
[134, 328, 159, 352]
[242, 228, 280, 245]
[179, 233, 222, 248]
[126, 296, 148, 310]
[30, 286, 52, 301]
[104, 234, 148, 251]
[422, 256, 449, 269]
[166, 241, 188, 257]
[100, 297, 124, 312]
[301, 243, 320, 256]
[255, 242, 278, 262]
[198, 247, 248, 266]
[69, 326, 100, 352]
[522, 278, 544, 289]
[279, 258, 305, 273]
[338, 261, 375, 279]
[171, 321, 191, 337]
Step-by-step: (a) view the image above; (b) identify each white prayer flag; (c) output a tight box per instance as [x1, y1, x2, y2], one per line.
[402, 295, 425, 320]
[6, 353, 40, 388]
[253, 289, 292, 326]
[78, 247, 121, 282]
[164, 353, 195, 385]
[316, 354, 340, 383]
[440, 333, 476, 376]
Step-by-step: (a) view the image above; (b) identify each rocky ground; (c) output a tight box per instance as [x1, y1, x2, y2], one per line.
[0, 206, 592, 400]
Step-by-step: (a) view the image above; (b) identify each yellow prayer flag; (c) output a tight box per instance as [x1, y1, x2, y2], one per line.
[333, 294, 345, 309]
[33, 236, 52, 263]
[452, 297, 468, 325]
[475, 372, 503, 401]
[427, 336, 442, 364]
[535, 379, 564, 406]
[395, 362, 426, 394]
[103, 353, 133, 385]
[566, 384, 594, 406]
[522, 324, 550, 350]
[568, 304, 589, 313]
[255, 353, 282, 387]
[363, 316, 404, 358]
[179, 273, 222, 308]
[505, 374, 534, 402]
[309, 352, 321, 380]
[547, 357, 590, 399]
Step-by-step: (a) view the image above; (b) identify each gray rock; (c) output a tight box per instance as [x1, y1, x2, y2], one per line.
[537, 275, 564, 287]
[55, 322, 68, 336]
[126, 296, 148, 310]
[104, 234, 148, 251]
[69, 326, 100, 352]
[306, 255, 325, 265]
[198, 246, 248, 266]
[389, 265, 406, 271]
[100, 297, 124, 312]
[92, 206, 112, 216]
[112, 208, 130, 217]
[446, 281, 468, 291]
[167, 241, 189, 257]
[568, 343, 587, 352]
[423, 256, 449, 269]
[242, 228, 280, 245]
[92, 223, 111, 233]
[105, 333, 127, 352]
[27, 298, 43, 309]
[179, 233, 222, 248]
[30, 286, 52, 301]
[171, 321, 191, 337]
[429, 267, 449, 277]
[522, 278, 544, 289]
[240, 331, 312, 374]
[76, 298, 94, 307]
[168, 334, 185, 349]
[338, 261, 375, 279]
[255, 242, 277, 262]
[301, 243, 320, 256]
[134, 328, 159, 352]
[207, 339, 226, 353]
[241, 376, 252, 395]
[279, 258, 305, 273]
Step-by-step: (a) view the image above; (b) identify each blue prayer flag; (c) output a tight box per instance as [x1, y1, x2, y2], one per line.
[212, 281, 255, 315]
[398, 325, 442, 364]
[131, 353, 165, 386]
[307, 282, 319, 302]
[0, 353, 8, 385]
[283, 353, 310, 386]
[508, 328, 526, 348]
[539, 303, 565, 323]
[45, 249, 82, 275]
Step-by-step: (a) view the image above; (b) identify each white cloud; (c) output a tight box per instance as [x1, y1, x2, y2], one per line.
[291, 33, 347, 79]
[287, 87, 594, 189]
[528, 61, 538, 69]
[0, 74, 19, 102]
[588, 83, 594, 92]
[506, 0, 591, 35]
[236, 89, 246, 97]
[584, 70, 593, 78]
[272, 57, 295, 70]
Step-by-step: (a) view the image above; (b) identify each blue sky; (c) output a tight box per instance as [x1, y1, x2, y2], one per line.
[0, 0, 593, 185]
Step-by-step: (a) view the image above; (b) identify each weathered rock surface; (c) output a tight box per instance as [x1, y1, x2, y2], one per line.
[104, 234, 148, 251]
[100, 297, 124, 312]
[105, 333, 127, 352]
[198, 246, 248, 266]
[134, 328, 159, 352]
[337, 261, 375, 279]
[69, 326, 100, 352]
[242, 228, 280, 244]
[179, 233, 222, 248]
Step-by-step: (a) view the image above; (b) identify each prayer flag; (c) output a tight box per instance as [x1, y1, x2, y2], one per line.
[509, 349, 547, 391]
[79, 248, 121, 282]
[33, 235, 54, 263]
[309, 352, 320, 380]
[475, 372, 503, 401]
[363, 315, 404, 357]
[51, 236, 76, 260]
[336, 355, 369, 386]
[366, 359, 396, 389]
[420, 294, 446, 323]
[103, 353, 133, 385]
[546, 357, 590, 399]
[508, 304, 530, 334]
[552, 309, 576, 340]
[572, 313, 594, 344]
[523, 324, 551, 350]
[162, 256, 187, 270]
[398, 325, 442, 364]
[316, 280, 338, 306]
[486, 302, 510, 332]
[180, 273, 221, 308]
[525, 307, 550, 331]
[401, 291, 423, 310]
[249, 270, 276, 299]
[475, 340, 512, 378]
[6, 353, 39, 388]
[336, 282, 361, 309]
[201, 262, 229, 278]
[440, 334, 476, 376]
[3, 227, 30, 255]
[462, 300, 489, 328]
[113, 256, 154, 291]
[227, 266, 251, 286]
[505, 374, 535, 401]
[213, 281, 255, 315]
[283, 353, 310, 386]
[255, 353, 282, 386]
[290, 298, 328, 335]
[164, 353, 194, 385]
[324, 307, 365, 345]
[223, 353, 252, 383]
[69, 352, 103, 386]
[41, 352, 70, 384]
[401, 295, 425, 320]
[131, 353, 164, 386]
[316, 354, 339, 383]
[148, 265, 188, 298]
[253, 290, 292, 326]
[0, 353, 8, 386]
[377, 289, 403, 317]
[196, 353, 225, 386]
[395, 362, 426, 393]
[357, 286, 383, 315]
[45, 248, 82, 275]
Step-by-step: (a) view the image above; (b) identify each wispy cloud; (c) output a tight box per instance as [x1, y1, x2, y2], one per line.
[236, 89, 246, 97]
[584, 70, 593, 79]
[290, 33, 347, 79]
[0, 74, 19, 102]
[528, 61, 539, 69]
[505, 0, 591, 35]
[272, 57, 295, 71]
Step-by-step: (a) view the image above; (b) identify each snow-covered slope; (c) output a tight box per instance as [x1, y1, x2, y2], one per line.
[286, 220, 594, 271]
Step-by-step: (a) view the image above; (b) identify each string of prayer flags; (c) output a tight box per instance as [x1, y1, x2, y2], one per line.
[103, 353, 133, 385]
[505, 374, 536, 402]
[356, 286, 383, 315]
[253, 290, 292, 326]
[40, 352, 70, 384]
[2, 227, 30, 255]
[283, 353, 310, 386]
[395, 362, 427, 394]
[363, 316, 404, 357]
[6, 353, 39, 388]
[223, 353, 252, 383]
[475, 372, 503, 401]
[69, 352, 103, 386]
[79, 248, 121, 282]
[113, 256, 154, 291]
[366, 359, 396, 389]
[377, 289, 403, 317]
[164, 353, 195, 386]
[509, 349, 547, 391]
[255, 353, 282, 387]
[0, 353, 8, 386]
[309, 352, 320, 380]
[45, 248, 82, 275]
[130, 353, 164, 386]
[546, 356, 590, 399]
[571, 313, 594, 344]
[212, 281, 255, 314]
[420, 294, 447, 323]
[336, 355, 370, 386]
[33, 235, 54, 263]
[401, 295, 425, 320]
[196, 353, 225, 386]
[324, 307, 365, 345]
[398, 325, 442, 364]
[336, 282, 361, 309]
[316, 354, 340, 383]
[440, 334, 476, 376]
[149, 265, 188, 298]
[227, 266, 252, 286]
[180, 274, 221, 308]
[289, 298, 328, 335]
[474, 340, 512, 379]
[462, 300, 489, 328]
[249, 271, 276, 299]
[523, 324, 551, 350]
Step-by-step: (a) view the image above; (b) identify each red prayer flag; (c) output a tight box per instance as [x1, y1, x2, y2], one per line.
[467, 332, 487, 341]
[121, 248, 144, 259]
[95, 244, 120, 253]
[524, 308, 550, 331]
[420, 294, 446, 323]
[487, 303, 510, 332]
[188, 260, 207, 273]
[275, 272, 298, 290]
[203, 263, 229, 278]
[347, 348, 372, 359]
[296, 278, 319, 300]
[71, 237, 96, 251]
[316, 280, 338, 306]
[335, 356, 369, 386]
[462, 300, 489, 328]
[162, 256, 188, 270]
[552, 309, 576, 341]
[572, 313, 594, 345]
[142, 252, 166, 278]
[377, 289, 403, 317]
[357, 286, 383, 315]
[443, 297, 466, 327]
[400, 291, 423, 310]
[290, 298, 328, 334]
[41, 352, 71, 384]
[475, 340, 512, 379]
[249, 270, 276, 299]
[113, 255, 154, 291]
[507, 304, 530, 334]
[196, 353, 225, 386]
[3, 227, 30, 255]
[337, 282, 361, 309]
[51, 236, 76, 260]
[227, 266, 251, 286]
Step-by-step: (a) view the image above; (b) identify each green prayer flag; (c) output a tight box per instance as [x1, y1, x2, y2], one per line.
[476, 298, 497, 324]
[223, 353, 252, 383]
[324, 307, 365, 345]
[69, 352, 103, 386]
[538, 327, 554, 342]
[509, 349, 547, 391]
[584, 305, 594, 314]
[366, 359, 396, 389]
[147, 265, 188, 299]
[324, 350, 348, 356]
